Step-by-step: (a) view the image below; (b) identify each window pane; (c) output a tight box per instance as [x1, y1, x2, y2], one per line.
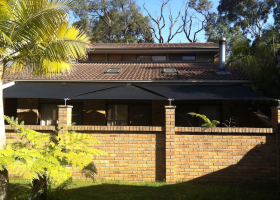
[123, 55, 137, 61]
[182, 56, 196, 61]
[175, 105, 197, 127]
[152, 55, 166, 61]
[40, 104, 58, 126]
[108, 54, 122, 61]
[169, 54, 182, 61]
[72, 105, 82, 125]
[198, 106, 220, 126]
[89, 54, 105, 61]
[137, 55, 152, 61]
[107, 105, 128, 126]
[129, 105, 150, 126]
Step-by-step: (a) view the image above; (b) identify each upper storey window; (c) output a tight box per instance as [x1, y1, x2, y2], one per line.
[88, 54, 105, 61]
[170, 54, 196, 61]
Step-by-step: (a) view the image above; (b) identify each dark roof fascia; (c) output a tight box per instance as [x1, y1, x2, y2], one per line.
[87, 48, 219, 53]
[12, 79, 254, 84]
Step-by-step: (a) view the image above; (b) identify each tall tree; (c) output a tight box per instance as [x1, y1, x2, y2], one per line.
[0, 0, 89, 199]
[229, 27, 280, 98]
[205, 13, 246, 56]
[218, 0, 275, 39]
[73, 0, 154, 43]
[182, 0, 213, 43]
[143, 0, 184, 43]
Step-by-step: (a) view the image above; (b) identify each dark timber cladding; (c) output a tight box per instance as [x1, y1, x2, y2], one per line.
[3, 82, 271, 100]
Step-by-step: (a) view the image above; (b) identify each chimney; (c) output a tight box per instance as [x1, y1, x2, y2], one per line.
[219, 38, 226, 71]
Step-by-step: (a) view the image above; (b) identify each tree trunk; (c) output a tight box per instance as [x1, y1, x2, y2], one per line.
[0, 65, 7, 200]
[32, 176, 47, 200]
[0, 79, 5, 148]
[0, 169, 8, 200]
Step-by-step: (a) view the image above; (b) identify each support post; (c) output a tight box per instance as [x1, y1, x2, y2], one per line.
[271, 106, 280, 185]
[57, 105, 73, 132]
[165, 106, 176, 183]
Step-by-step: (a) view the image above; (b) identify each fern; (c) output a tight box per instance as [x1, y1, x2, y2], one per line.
[0, 116, 106, 187]
[187, 112, 220, 127]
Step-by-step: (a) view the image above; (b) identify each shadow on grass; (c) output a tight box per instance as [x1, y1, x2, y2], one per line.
[67, 181, 280, 200]
[8, 180, 30, 199]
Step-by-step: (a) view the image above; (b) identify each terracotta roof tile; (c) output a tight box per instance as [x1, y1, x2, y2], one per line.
[3, 62, 251, 84]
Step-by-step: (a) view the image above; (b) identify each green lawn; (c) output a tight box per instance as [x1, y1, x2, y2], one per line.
[8, 178, 280, 200]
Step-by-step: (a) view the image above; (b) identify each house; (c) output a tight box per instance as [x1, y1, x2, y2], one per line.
[3, 39, 270, 128]
[4, 40, 279, 184]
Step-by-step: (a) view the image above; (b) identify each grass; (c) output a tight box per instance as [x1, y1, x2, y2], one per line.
[8, 178, 280, 200]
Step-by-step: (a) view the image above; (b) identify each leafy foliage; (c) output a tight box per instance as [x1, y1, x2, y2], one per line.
[73, 0, 154, 43]
[0, 0, 89, 76]
[187, 112, 220, 127]
[229, 27, 280, 99]
[205, 13, 246, 56]
[217, 0, 275, 39]
[0, 116, 105, 188]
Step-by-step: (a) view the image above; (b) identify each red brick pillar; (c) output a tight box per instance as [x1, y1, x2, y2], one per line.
[271, 106, 280, 185]
[165, 106, 176, 183]
[58, 105, 73, 130]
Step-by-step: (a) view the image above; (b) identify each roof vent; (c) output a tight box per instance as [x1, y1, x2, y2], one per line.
[105, 68, 122, 74]
[162, 68, 178, 75]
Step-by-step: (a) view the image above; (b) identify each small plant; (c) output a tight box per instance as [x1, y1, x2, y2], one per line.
[0, 116, 106, 199]
[187, 112, 220, 127]
[222, 116, 236, 127]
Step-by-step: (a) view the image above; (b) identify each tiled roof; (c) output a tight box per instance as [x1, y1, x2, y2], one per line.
[3, 62, 251, 84]
[88, 42, 219, 50]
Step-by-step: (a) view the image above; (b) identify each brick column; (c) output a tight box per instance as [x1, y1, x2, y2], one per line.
[271, 107, 280, 185]
[165, 106, 176, 183]
[58, 105, 73, 129]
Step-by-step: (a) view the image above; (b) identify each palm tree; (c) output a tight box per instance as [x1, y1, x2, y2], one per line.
[0, 0, 89, 199]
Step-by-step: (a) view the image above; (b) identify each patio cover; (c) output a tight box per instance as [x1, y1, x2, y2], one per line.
[3, 82, 271, 100]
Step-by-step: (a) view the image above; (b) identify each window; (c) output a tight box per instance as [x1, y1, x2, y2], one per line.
[175, 105, 220, 127]
[162, 68, 178, 75]
[107, 104, 150, 126]
[105, 68, 122, 74]
[88, 54, 105, 61]
[169, 54, 196, 61]
[40, 104, 58, 126]
[108, 54, 122, 61]
[40, 104, 83, 126]
[137, 55, 152, 61]
[152, 55, 166, 61]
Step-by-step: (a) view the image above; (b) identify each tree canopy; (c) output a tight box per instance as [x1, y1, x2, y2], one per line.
[73, 0, 154, 43]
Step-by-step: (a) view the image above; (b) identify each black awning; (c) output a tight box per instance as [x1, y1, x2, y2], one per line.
[4, 82, 271, 100]
[3, 82, 121, 99]
[72, 84, 166, 100]
[135, 84, 271, 100]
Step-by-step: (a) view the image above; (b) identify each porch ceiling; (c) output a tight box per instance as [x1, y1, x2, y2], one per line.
[3, 82, 271, 101]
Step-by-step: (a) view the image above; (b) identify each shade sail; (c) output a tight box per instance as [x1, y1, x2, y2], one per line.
[135, 84, 271, 100]
[3, 82, 121, 99]
[4, 82, 271, 100]
[72, 84, 166, 100]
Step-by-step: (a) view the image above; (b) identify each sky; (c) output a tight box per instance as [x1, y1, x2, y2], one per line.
[137, 0, 221, 43]
[70, 0, 274, 43]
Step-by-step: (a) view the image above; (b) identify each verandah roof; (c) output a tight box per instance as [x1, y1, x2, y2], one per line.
[3, 82, 271, 100]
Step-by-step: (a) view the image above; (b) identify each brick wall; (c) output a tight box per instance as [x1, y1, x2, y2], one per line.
[5, 125, 276, 183]
[175, 127, 276, 184]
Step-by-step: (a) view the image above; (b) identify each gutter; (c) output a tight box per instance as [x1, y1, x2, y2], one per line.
[87, 49, 219, 53]
[3, 81, 15, 89]
[12, 79, 254, 84]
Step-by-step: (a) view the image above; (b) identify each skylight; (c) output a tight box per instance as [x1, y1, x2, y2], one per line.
[105, 68, 122, 74]
[162, 68, 178, 75]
